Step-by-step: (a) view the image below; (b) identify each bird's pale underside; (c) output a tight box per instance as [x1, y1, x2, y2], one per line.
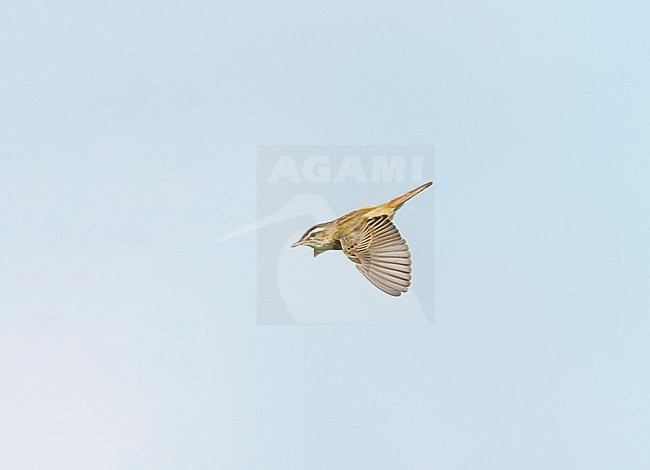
[291, 181, 433, 296]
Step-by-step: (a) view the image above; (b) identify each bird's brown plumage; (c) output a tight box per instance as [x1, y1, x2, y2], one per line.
[341, 215, 412, 296]
[291, 181, 433, 296]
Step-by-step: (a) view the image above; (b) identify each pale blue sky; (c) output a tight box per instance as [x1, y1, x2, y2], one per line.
[1, 0, 649, 468]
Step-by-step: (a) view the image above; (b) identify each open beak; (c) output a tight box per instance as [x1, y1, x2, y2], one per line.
[291, 240, 304, 248]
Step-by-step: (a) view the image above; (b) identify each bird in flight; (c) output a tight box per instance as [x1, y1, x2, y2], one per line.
[291, 181, 433, 296]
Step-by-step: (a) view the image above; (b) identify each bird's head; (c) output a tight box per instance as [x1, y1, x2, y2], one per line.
[291, 222, 336, 256]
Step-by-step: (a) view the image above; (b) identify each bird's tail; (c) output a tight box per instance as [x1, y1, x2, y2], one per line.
[386, 181, 434, 212]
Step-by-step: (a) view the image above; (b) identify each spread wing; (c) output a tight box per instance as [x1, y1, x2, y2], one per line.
[340, 216, 412, 296]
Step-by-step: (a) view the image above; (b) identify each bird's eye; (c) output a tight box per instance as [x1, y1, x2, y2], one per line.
[309, 232, 316, 238]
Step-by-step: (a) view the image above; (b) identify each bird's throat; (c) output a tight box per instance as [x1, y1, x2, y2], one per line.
[313, 239, 341, 257]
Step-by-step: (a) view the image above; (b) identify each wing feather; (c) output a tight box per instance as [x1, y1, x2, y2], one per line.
[341, 216, 412, 297]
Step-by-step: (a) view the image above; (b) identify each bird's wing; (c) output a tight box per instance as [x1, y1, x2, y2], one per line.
[340, 215, 412, 296]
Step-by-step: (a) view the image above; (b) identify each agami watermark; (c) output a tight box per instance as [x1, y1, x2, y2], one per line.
[222, 145, 435, 325]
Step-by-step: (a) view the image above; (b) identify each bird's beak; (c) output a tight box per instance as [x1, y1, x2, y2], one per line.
[291, 240, 304, 248]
